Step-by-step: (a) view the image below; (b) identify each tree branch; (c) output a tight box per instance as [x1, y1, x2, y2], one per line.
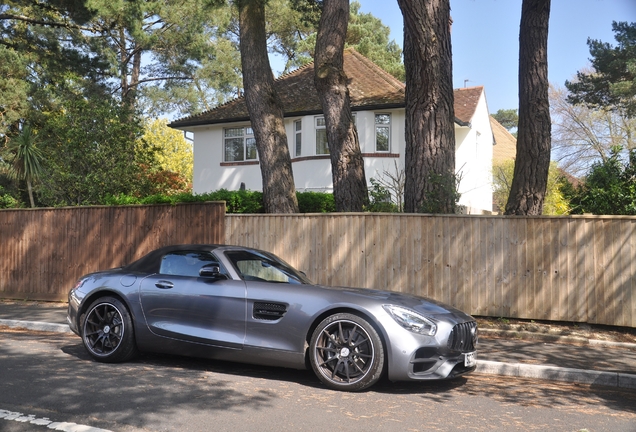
[0, 13, 92, 31]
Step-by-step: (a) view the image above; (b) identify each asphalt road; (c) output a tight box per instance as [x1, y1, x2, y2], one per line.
[2, 328, 636, 432]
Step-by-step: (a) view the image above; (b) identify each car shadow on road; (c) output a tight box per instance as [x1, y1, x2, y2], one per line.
[60, 338, 636, 418]
[61, 339, 470, 395]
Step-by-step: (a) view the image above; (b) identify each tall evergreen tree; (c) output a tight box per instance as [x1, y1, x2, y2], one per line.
[314, 0, 368, 212]
[566, 22, 636, 118]
[397, 0, 456, 214]
[237, 0, 298, 213]
[505, 0, 551, 215]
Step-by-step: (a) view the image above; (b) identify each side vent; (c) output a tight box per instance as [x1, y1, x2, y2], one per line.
[253, 302, 288, 321]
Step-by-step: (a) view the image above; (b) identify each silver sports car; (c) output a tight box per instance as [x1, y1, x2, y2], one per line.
[67, 244, 478, 391]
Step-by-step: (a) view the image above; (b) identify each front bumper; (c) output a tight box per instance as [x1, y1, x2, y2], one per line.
[382, 316, 478, 381]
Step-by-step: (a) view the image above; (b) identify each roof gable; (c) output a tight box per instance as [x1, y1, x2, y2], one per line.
[490, 116, 517, 161]
[454, 86, 484, 125]
[170, 49, 483, 128]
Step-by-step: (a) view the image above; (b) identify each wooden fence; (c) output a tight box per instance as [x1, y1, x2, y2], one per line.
[0, 202, 226, 301]
[226, 214, 636, 328]
[1, 206, 634, 327]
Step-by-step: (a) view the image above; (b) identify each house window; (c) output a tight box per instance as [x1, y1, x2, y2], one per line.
[375, 114, 390, 152]
[314, 115, 356, 155]
[224, 127, 257, 162]
[315, 116, 329, 155]
[295, 120, 302, 157]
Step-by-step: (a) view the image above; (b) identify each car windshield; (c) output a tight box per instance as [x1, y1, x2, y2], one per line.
[224, 250, 312, 284]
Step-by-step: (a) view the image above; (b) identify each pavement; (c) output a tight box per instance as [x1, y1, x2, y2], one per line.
[1, 300, 636, 390]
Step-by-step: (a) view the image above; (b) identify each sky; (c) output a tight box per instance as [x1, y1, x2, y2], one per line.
[353, 0, 636, 115]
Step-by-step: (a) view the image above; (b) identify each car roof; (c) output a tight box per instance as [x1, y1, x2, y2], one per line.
[123, 244, 222, 273]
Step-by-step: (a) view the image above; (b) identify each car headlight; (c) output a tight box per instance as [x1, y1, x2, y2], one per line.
[383, 305, 437, 336]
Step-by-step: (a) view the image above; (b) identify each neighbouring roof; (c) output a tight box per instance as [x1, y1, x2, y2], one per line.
[454, 86, 485, 125]
[170, 49, 483, 129]
[490, 116, 517, 162]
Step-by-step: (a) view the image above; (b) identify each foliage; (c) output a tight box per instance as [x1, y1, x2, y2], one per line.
[551, 84, 636, 178]
[0, 185, 21, 209]
[367, 161, 405, 212]
[366, 178, 399, 212]
[6, 125, 44, 207]
[105, 189, 262, 212]
[493, 160, 570, 215]
[290, 1, 404, 80]
[492, 108, 518, 134]
[418, 171, 461, 214]
[141, 119, 193, 182]
[345, 1, 404, 81]
[566, 22, 636, 117]
[104, 189, 335, 213]
[296, 191, 335, 212]
[36, 96, 153, 206]
[0, 46, 29, 140]
[565, 147, 636, 215]
[138, 165, 191, 196]
[492, 160, 515, 214]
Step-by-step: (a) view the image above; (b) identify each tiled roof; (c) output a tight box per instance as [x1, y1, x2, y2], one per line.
[454, 86, 484, 124]
[490, 116, 517, 162]
[170, 49, 482, 128]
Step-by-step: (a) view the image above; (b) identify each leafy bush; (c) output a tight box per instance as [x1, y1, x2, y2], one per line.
[104, 190, 338, 214]
[297, 191, 335, 213]
[0, 186, 21, 209]
[104, 189, 265, 213]
[0, 193, 21, 209]
[366, 178, 400, 212]
[565, 147, 636, 215]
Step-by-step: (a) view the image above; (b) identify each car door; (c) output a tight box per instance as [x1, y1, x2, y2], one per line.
[223, 249, 318, 353]
[139, 250, 246, 349]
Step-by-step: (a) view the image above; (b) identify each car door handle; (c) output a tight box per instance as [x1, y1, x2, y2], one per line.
[155, 280, 174, 289]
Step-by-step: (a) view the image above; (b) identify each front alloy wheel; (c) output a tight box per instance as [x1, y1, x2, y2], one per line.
[82, 296, 137, 363]
[310, 313, 384, 391]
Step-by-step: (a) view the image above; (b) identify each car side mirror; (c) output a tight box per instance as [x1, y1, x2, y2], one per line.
[199, 263, 225, 279]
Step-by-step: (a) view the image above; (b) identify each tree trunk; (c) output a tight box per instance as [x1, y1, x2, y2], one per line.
[238, 0, 298, 213]
[26, 178, 35, 208]
[505, 0, 551, 215]
[397, 0, 456, 214]
[314, 0, 368, 212]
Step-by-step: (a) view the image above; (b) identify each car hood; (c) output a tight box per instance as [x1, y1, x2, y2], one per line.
[316, 285, 473, 318]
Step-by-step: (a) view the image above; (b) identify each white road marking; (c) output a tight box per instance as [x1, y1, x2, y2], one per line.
[0, 409, 112, 431]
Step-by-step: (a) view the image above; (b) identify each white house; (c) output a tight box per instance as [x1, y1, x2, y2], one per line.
[170, 49, 494, 213]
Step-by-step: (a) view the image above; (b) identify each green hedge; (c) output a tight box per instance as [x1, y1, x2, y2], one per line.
[104, 190, 336, 214]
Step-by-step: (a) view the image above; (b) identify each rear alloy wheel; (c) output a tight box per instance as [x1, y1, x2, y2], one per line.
[310, 313, 384, 391]
[82, 296, 138, 363]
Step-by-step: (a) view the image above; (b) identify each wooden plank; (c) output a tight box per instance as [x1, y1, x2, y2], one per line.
[453, 217, 466, 311]
[630, 221, 636, 328]
[616, 219, 630, 327]
[541, 218, 552, 320]
[475, 217, 488, 316]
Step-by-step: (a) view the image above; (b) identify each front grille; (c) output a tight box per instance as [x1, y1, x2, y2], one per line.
[253, 302, 287, 321]
[447, 321, 477, 353]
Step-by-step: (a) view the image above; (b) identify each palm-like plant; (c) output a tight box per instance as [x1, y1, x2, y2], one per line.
[8, 125, 44, 208]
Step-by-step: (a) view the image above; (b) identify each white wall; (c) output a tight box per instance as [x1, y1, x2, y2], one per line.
[188, 104, 492, 213]
[455, 91, 494, 214]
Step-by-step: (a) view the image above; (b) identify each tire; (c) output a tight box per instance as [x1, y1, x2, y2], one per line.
[309, 313, 384, 391]
[82, 296, 138, 363]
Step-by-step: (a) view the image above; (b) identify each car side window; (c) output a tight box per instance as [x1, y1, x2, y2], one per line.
[159, 251, 224, 277]
[225, 251, 303, 284]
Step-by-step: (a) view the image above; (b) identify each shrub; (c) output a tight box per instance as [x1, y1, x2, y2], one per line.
[297, 191, 335, 213]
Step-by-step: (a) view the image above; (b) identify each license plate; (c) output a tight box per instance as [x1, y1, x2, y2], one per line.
[464, 352, 476, 367]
